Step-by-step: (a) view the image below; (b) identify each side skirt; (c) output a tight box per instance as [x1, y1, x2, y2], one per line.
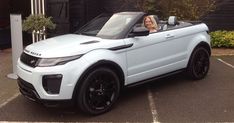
[125, 69, 185, 88]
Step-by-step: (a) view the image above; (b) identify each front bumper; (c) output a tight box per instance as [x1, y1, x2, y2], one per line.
[17, 77, 73, 107]
[18, 77, 40, 101]
[17, 57, 90, 100]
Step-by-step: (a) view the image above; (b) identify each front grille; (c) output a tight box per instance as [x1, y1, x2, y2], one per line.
[20, 52, 40, 68]
[17, 77, 40, 101]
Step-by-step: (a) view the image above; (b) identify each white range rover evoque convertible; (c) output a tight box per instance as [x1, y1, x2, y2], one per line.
[17, 12, 211, 115]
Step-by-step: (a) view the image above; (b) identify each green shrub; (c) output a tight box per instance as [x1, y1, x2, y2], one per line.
[210, 31, 234, 48]
[23, 14, 56, 33]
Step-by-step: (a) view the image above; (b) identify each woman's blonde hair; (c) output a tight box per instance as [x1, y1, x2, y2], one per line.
[143, 15, 158, 30]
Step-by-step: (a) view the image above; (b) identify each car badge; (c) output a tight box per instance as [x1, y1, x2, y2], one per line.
[30, 60, 36, 64]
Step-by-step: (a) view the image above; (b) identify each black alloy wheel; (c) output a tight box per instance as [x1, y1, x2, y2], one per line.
[187, 47, 210, 80]
[77, 67, 120, 115]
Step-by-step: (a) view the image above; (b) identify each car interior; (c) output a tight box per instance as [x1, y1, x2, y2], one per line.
[156, 15, 193, 31]
[133, 15, 193, 34]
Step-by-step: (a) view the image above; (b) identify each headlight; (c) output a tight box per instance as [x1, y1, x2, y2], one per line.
[37, 55, 83, 67]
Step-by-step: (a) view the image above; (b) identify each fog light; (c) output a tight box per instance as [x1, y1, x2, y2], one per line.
[42, 74, 62, 94]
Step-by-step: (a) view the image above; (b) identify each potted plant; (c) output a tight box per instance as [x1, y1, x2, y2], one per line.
[22, 14, 56, 42]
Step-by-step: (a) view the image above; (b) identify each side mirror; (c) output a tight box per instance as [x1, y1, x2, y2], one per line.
[129, 27, 149, 37]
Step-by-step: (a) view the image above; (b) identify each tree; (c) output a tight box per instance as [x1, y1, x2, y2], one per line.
[135, 0, 216, 20]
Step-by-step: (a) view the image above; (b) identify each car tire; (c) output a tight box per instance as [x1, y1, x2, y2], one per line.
[77, 67, 120, 115]
[187, 47, 210, 80]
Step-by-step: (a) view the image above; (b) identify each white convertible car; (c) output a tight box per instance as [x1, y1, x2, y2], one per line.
[17, 12, 210, 115]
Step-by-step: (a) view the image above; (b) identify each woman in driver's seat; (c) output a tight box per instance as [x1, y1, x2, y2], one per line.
[143, 15, 159, 33]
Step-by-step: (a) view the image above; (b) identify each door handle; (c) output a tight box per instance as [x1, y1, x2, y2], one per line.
[165, 34, 175, 39]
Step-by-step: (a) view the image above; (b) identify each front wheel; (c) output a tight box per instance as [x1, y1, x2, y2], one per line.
[77, 67, 120, 115]
[187, 47, 210, 80]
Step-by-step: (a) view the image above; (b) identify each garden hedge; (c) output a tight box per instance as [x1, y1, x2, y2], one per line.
[210, 31, 234, 48]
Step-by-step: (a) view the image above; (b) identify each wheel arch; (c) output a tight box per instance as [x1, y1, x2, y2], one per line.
[72, 60, 125, 100]
[187, 41, 211, 68]
[195, 42, 211, 56]
[186, 42, 210, 80]
[187, 32, 211, 57]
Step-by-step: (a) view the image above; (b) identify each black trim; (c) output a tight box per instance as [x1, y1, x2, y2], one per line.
[18, 77, 40, 101]
[80, 40, 100, 45]
[126, 69, 185, 88]
[108, 43, 133, 51]
[20, 52, 40, 68]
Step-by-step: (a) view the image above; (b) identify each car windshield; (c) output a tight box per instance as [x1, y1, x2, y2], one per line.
[75, 13, 139, 39]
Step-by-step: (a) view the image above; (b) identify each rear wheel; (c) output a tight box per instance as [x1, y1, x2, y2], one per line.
[187, 47, 210, 80]
[77, 67, 120, 115]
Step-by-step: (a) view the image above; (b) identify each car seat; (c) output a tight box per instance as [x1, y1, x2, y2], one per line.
[161, 16, 179, 31]
[167, 16, 179, 28]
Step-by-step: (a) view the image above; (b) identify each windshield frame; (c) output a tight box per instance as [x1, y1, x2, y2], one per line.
[75, 12, 145, 39]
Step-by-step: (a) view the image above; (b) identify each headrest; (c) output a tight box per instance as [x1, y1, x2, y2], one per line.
[168, 16, 178, 25]
[152, 15, 159, 24]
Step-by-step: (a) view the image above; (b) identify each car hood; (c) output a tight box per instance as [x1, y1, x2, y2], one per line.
[24, 34, 123, 58]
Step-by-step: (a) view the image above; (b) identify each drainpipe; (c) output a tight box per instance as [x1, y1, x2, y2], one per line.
[42, 0, 46, 39]
[31, 0, 34, 14]
[42, 0, 45, 15]
[31, 0, 35, 43]
[35, 0, 38, 15]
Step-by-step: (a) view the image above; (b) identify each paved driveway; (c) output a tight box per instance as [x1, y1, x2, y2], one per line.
[0, 49, 233, 122]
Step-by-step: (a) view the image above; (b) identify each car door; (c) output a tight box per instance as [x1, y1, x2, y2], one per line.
[124, 29, 190, 85]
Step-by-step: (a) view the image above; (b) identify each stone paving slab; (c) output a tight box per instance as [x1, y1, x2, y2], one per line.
[212, 48, 234, 56]
[0, 49, 19, 106]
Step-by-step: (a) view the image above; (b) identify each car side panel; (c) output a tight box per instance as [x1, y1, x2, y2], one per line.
[124, 32, 189, 84]
[186, 32, 210, 58]
[124, 24, 209, 85]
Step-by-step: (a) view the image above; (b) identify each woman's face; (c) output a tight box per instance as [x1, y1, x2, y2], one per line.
[144, 17, 153, 29]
